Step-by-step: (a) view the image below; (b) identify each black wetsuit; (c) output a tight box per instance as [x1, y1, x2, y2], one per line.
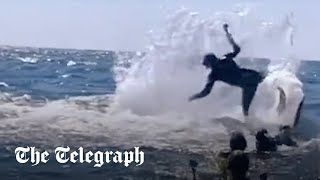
[208, 55, 263, 115]
[189, 27, 264, 116]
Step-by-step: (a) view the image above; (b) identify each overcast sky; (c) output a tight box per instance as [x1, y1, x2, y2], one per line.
[0, 0, 319, 59]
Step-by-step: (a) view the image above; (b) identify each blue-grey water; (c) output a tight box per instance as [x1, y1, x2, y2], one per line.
[0, 46, 319, 180]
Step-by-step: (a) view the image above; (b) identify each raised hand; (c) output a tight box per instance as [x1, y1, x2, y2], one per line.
[223, 23, 229, 32]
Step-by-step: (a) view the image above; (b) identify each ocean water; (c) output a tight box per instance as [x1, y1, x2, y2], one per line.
[0, 47, 318, 137]
[0, 46, 318, 180]
[0, 7, 319, 180]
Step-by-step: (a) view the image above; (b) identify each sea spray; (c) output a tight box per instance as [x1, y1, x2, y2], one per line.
[112, 6, 304, 128]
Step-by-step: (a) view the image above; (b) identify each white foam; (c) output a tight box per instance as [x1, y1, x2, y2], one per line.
[66, 61, 97, 67]
[67, 60, 77, 66]
[61, 74, 71, 78]
[112, 7, 304, 128]
[0, 82, 9, 87]
[0, 6, 306, 152]
[18, 57, 38, 64]
[82, 61, 97, 66]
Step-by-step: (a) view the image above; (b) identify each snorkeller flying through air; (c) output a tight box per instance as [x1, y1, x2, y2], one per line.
[188, 23, 264, 117]
[188, 23, 295, 118]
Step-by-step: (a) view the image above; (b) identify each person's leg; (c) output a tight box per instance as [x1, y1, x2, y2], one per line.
[242, 85, 257, 116]
[240, 69, 262, 117]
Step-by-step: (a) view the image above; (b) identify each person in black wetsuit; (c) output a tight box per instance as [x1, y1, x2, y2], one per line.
[189, 23, 263, 117]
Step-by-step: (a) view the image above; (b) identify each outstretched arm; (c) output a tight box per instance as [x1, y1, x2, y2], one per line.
[223, 24, 241, 58]
[189, 79, 215, 101]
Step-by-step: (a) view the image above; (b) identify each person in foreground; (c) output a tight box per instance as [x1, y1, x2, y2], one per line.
[189, 23, 263, 117]
[228, 150, 250, 180]
[216, 132, 249, 180]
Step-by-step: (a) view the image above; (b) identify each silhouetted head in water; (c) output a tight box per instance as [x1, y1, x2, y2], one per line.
[256, 129, 277, 152]
[230, 132, 247, 151]
[256, 129, 268, 141]
[202, 53, 218, 69]
[228, 150, 250, 180]
[275, 125, 297, 147]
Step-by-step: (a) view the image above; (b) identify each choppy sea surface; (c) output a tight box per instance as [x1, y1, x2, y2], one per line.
[0, 46, 318, 180]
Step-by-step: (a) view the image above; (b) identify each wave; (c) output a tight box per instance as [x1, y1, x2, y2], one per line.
[18, 57, 39, 64]
[0, 82, 9, 87]
[112, 7, 303, 128]
[0, 6, 308, 152]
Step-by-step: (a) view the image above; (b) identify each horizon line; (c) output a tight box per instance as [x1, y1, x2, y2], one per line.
[0, 44, 318, 62]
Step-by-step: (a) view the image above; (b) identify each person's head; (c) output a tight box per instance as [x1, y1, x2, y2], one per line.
[256, 129, 268, 141]
[228, 150, 249, 179]
[230, 132, 247, 151]
[203, 53, 218, 68]
[279, 125, 292, 136]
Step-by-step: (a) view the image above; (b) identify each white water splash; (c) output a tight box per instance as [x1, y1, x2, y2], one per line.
[112, 7, 304, 129]
[0, 6, 306, 152]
